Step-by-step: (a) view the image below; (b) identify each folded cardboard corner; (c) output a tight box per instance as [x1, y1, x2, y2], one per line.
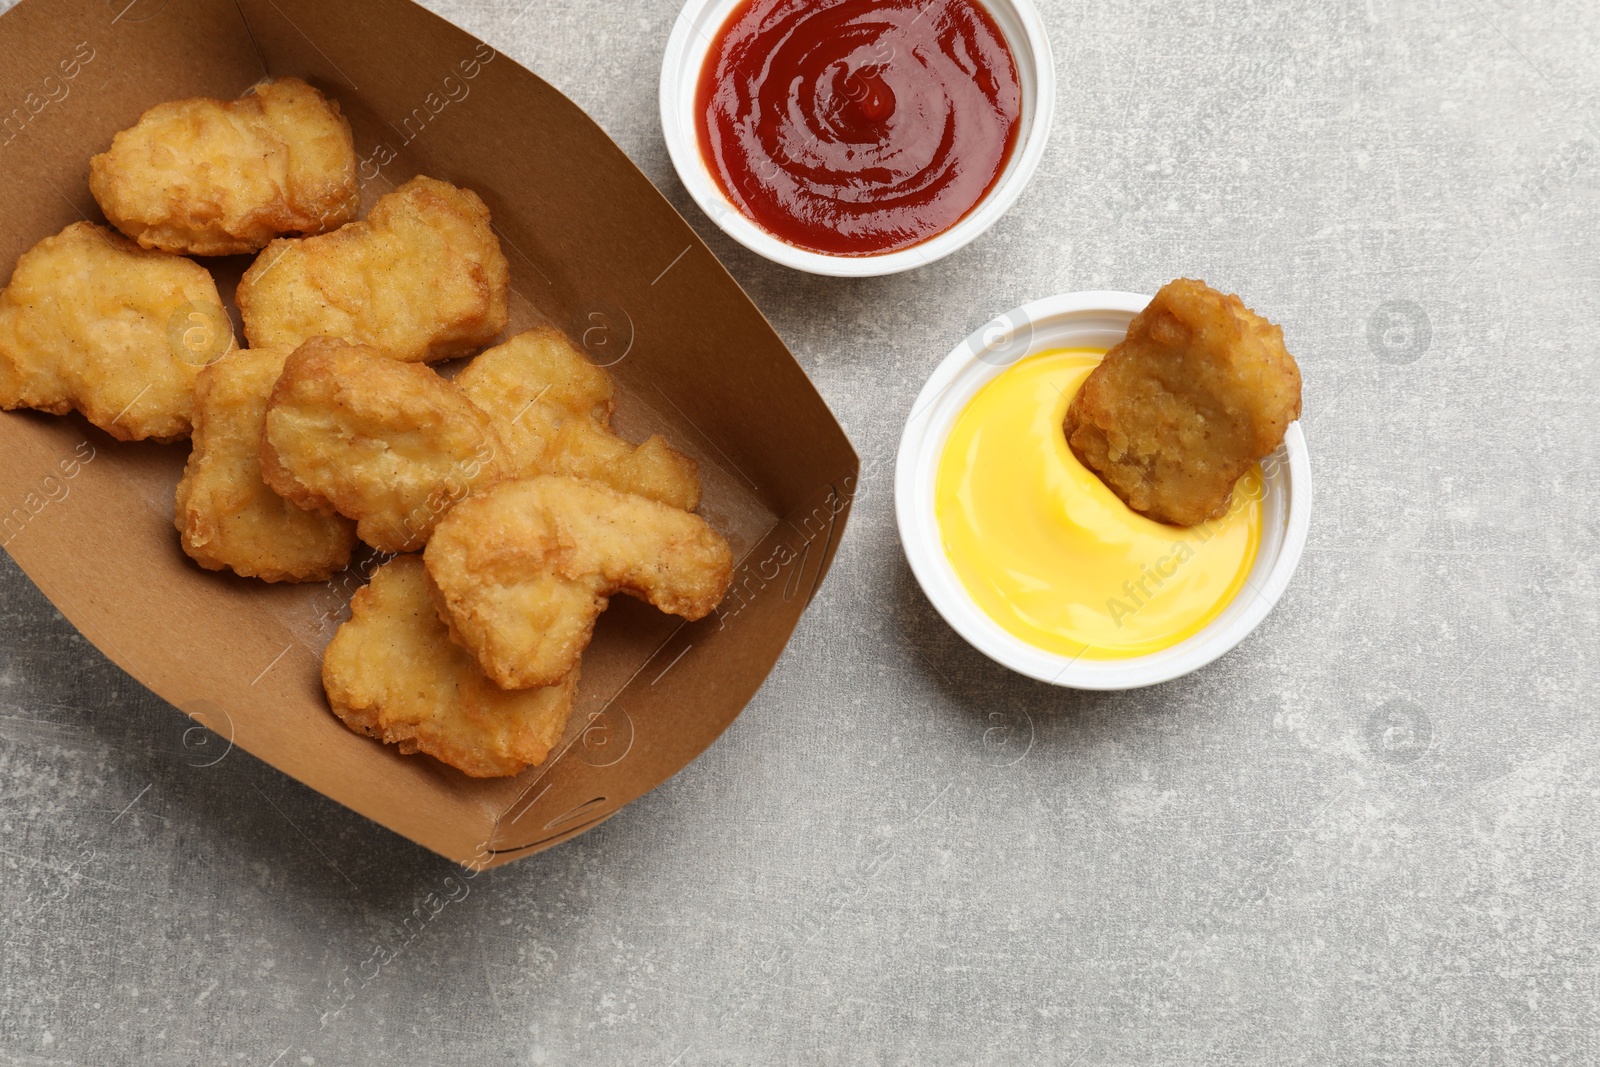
[0, 0, 857, 868]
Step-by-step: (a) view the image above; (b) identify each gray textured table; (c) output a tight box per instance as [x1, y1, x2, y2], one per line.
[4, 0, 1598, 1063]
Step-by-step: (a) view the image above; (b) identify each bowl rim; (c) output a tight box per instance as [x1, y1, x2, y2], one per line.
[658, 0, 1058, 278]
[894, 290, 1313, 690]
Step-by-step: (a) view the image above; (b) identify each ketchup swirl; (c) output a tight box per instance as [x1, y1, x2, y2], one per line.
[696, 0, 1022, 257]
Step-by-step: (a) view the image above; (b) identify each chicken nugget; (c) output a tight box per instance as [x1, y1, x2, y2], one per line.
[0, 222, 233, 442]
[322, 555, 578, 778]
[237, 176, 510, 362]
[89, 77, 360, 257]
[425, 475, 733, 690]
[174, 346, 356, 581]
[456, 328, 702, 510]
[1064, 278, 1302, 526]
[261, 338, 510, 553]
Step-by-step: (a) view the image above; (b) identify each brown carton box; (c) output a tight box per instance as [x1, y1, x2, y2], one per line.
[0, 0, 857, 868]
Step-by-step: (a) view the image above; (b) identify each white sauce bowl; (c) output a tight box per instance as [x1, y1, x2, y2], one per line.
[659, 0, 1057, 277]
[895, 291, 1313, 689]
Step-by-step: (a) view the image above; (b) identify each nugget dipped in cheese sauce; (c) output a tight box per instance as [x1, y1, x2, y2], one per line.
[1064, 279, 1302, 527]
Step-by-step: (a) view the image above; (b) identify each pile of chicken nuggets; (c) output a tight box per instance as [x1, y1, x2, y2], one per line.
[0, 78, 734, 778]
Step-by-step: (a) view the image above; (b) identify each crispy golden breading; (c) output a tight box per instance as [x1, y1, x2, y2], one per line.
[322, 555, 578, 778]
[174, 346, 356, 582]
[454, 329, 697, 511]
[261, 338, 510, 553]
[237, 176, 509, 362]
[88, 77, 360, 257]
[426, 475, 733, 690]
[1064, 278, 1302, 526]
[0, 222, 232, 442]
[455, 328, 702, 511]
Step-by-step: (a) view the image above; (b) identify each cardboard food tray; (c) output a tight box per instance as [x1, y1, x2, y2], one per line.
[0, 0, 858, 868]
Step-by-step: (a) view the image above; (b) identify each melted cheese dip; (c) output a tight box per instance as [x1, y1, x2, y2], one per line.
[935, 348, 1263, 659]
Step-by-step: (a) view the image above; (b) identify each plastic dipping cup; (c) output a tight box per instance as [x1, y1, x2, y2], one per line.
[895, 291, 1312, 690]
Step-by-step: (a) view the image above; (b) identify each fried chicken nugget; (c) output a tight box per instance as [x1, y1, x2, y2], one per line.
[0, 222, 232, 442]
[322, 555, 578, 778]
[88, 77, 360, 257]
[261, 338, 511, 553]
[1064, 278, 1302, 526]
[425, 475, 733, 690]
[237, 176, 510, 362]
[455, 328, 702, 510]
[175, 346, 356, 581]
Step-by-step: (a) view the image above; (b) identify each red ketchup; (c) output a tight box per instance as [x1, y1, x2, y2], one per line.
[696, 0, 1023, 257]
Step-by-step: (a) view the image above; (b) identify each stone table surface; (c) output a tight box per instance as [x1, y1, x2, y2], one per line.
[3, 0, 1598, 1064]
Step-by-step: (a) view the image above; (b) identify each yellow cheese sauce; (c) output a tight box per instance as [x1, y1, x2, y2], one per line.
[935, 348, 1263, 659]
